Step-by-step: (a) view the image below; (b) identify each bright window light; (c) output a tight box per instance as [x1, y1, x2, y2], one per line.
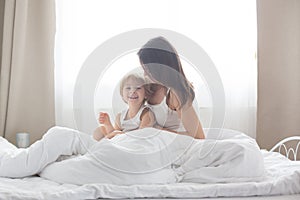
[55, 0, 257, 137]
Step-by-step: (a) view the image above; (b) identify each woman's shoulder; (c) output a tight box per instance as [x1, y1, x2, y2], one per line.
[147, 85, 167, 105]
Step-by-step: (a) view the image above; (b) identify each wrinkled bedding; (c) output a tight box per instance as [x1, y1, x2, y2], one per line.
[1, 127, 300, 199]
[36, 128, 265, 185]
[0, 127, 264, 185]
[0, 150, 300, 200]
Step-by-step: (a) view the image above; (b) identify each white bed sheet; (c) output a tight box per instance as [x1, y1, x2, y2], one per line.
[0, 150, 299, 200]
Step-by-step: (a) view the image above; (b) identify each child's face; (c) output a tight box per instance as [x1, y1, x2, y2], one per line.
[122, 78, 146, 106]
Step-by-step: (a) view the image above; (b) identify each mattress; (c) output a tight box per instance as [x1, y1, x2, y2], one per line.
[0, 150, 299, 200]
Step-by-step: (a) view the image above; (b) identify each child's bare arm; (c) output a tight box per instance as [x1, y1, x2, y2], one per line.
[93, 112, 116, 141]
[93, 126, 106, 141]
[99, 112, 115, 134]
[105, 130, 123, 139]
[139, 108, 155, 129]
[113, 113, 122, 131]
[105, 113, 123, 139]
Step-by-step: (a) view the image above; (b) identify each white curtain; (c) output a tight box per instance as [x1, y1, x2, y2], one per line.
[55, 0, 257, 137]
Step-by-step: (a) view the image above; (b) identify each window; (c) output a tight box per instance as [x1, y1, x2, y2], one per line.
[55, 0, 257, 137]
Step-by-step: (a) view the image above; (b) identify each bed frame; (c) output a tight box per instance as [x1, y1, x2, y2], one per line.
[270, 136, 300, 161]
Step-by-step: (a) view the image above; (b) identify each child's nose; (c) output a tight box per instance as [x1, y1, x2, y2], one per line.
[129, 88, 137, 93]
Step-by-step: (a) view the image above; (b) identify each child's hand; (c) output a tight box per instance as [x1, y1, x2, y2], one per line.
[98, 112, 110, 125]
[154, 124, 163, 130]
[105, 130, 123, 139]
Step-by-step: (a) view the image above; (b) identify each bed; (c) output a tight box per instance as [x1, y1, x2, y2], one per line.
[0, 130, 300, 200]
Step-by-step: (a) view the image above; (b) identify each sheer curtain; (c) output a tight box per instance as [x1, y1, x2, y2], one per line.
[55, 0, 257, 137]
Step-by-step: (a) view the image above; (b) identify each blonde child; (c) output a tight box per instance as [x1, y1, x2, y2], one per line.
[93, 73, 155, 140]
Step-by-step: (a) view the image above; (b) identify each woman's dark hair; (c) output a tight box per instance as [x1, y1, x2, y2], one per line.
[137, 36, 195, 108]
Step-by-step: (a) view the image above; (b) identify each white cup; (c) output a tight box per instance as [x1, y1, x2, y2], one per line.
[16, 133, 30, 148]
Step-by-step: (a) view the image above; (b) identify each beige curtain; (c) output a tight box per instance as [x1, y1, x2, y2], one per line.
[0, 1, 4, 69]
[257, 0, 300, 150]
[0, 0, 55, 144]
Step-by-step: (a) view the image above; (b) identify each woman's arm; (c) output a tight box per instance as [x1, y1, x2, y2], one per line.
[178, 104, 205, 139]
[169, 90, 205, 139]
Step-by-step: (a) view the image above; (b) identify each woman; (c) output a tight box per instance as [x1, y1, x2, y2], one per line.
[138, 36, 205, 139]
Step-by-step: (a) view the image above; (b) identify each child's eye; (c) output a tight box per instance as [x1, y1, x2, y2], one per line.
[136, 87, 142, 90]
[125, 87, 131, 90]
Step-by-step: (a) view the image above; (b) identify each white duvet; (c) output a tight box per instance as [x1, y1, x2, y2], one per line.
[0, 127, 264, 185]
[39, 127, 263, 185]
[0, 127, 300, 199]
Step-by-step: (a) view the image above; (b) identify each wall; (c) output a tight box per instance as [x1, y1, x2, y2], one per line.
[257, 0, 300, 150]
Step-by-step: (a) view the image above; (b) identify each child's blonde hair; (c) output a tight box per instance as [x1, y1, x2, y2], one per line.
[119, 73, 152, 103]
